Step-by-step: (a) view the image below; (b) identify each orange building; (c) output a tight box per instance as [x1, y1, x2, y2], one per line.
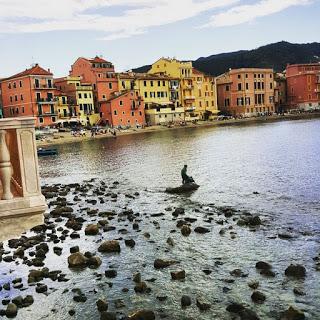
[69, 56, 119, 111]
[216, 68, 275, 117]
[286, 63, 320, 110]
[100, 90, 145, 127]
[0, 64, 57, 127]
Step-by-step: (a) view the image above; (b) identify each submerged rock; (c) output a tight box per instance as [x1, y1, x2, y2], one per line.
[154, 259, 177, 269]
[181, 295, 192, 307]
[128, 310, 155, 320]
[251, 291, 266, 304]
[280, 306, 305, 320]
[171, 270, 186, 280]
[285, 264, 306, 278]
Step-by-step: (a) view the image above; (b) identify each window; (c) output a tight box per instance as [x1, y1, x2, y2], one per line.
[139, 111, 142, 116]
[15, 95, 18, 102]
[238, 83, 242, 91]
[238, 74, 241, 79]
[48, 79, 52, 88]
[13, 82, 16, 88]
[39, 118, 44, 123]
[122, 81, 125, 88]
[108, 83, 112, 89]
[36, 92, 41, 101]
[19, 81, 22, 88]
[158, 81, 161, 86]
[163, 81, 165, 86]
[144, 81, 147, 86]
[102, 95, 106, 100]
[22, 107, 25, 113]
[226, 85, 230, 91]
[10, 96, 13, 103]
[114, 110, 117, 115]
[16, 108, 19, 114]
[119, 100, 123, 106]
[78, 93, 82, 99]
[84, 93, 88, 99]
[144, 92, 147, 98]
[52, 117, 56, 123]
[122, 111, 125, 115]
[8, 83, 11, 89]
[199, 101, 202, 108]
[206, 101, 209, 107]
[131, 111, 134, 116]
[245, 74, 248, 78]
[20, 94, 23, 101]
[270, 83, 273, 89]
[150, 81, 153, 87]
[157, 92, 161, 98]
[246, 83, 249, 90]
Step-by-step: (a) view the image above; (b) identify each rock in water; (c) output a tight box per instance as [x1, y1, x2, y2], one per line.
[154, 259, 177, 269]
[181, 295, 192, 307]
[128, 310, 155, 320]
[280, 306, 305, 320]
[85, 224, 99, 235]
[98, 240, 121, 253]
[285, 265, 306, 278]
[68, 252, 88, 268]
[5, 303, 18, 318]
[171, 270, 186, 280]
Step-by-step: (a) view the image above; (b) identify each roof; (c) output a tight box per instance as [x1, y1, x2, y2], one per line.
[104, 90, 131, 103]
[3, 64, 53, 81]
[119, 72, 178, 81]
[88, 56, 111, 64]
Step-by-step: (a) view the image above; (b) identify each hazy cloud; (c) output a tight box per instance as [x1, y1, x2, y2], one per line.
[0, 0, 314, 39]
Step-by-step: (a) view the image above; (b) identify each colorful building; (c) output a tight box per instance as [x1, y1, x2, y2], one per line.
[216, 68, 275, 117]
[274, 73, 287, 113]
[54, 76, 98, 126]
[148, 58, 218, 121]
[0, 64, 57, 127]
[286, 63, 320, 110]
[118, 72, 184, 125]
[99, 90, 145, 127]
[54, 90, 79, 125]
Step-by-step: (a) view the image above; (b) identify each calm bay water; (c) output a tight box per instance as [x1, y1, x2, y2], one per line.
[1, 119, 319, 320]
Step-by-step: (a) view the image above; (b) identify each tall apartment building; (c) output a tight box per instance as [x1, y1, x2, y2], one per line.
[216, 68, 275, 117]
[118, 72, 184, 125]
[286, 63, 320, 110]
[148, 58, 218, 121]
[0, 64, 57, 127]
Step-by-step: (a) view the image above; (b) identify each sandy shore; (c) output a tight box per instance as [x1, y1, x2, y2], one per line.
[37, 112, 320, 147]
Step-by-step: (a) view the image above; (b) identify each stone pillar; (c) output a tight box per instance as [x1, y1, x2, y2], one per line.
[0, 130, 13, 200]
[0, 117, 47, 220]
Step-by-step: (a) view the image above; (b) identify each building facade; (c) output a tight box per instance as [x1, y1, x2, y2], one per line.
[274, 73, 287, 113]
[216, 68, 275, 117]
[54, 76, 98, 126]
[99, 90, 145, 127]
[118, 72, 184, 125]
[286, 63, 320, 110]
[148, 58, 218, 121]
[0, 64, 57, 127]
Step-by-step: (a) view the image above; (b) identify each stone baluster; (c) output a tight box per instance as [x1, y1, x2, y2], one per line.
[0, 130, 13, 200]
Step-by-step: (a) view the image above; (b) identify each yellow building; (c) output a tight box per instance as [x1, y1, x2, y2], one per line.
[54, 76, 99, 126]
[118, 72, 185, 125]
[148, 58, 218, 121]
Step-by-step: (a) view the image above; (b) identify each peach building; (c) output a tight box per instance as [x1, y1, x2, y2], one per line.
[99, 90, 145, 127]
[0, 64, 57, 127]
[69, 56, 119, 112]
[286, 63, 320, 110]
[216, 68, 275, 117]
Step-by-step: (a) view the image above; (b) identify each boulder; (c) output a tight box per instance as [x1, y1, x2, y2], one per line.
[255, 261, 272, 270]
[285, 264, 306, 278]
[194, 226, 210, 234]
[128, 310, 155, 320]
[196, 297, 211, 311]
[96, 299, 108, 312]
[181, 295, 192, 307]
[280, 306, 305, 320]
[125, 239, 136, 248]
[171, 270, 186, 280]
[85, 224, 99, 236]
[154, 259, 177, 269]
[134, 282, 148, 293]
[68, 252, 88, 268]
[98, 240, 121, 253]
[251, 291, 266, 304]
[5, 303, 18, 318]
[100, 312, 117, 320]
[181, 225, 191, 237]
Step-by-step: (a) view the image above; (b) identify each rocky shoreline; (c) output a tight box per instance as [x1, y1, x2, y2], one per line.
[0, 179, 318, 319]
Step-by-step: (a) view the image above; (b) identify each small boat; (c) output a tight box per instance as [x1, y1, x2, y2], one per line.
[165, 182, 200, 194]
[37, 148, 58, 156]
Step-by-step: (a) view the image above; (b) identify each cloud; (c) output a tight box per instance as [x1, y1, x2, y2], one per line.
[0, 0, 313, 39]
[201, 0, 312, 28]
[0, 0, 238, 39]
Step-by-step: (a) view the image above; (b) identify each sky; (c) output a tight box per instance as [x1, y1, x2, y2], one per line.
[0, 0, 319, 77]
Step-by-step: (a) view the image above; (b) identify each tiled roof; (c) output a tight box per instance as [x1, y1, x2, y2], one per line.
[88, 56, 111, 64]
[3, 64, 52, 81]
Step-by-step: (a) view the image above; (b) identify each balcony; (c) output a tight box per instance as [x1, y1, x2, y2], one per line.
[185, 106, 196, 112]
[38, 112, 58, 117]
[37, 98, 55, 104]
[34, 84, 54, 89]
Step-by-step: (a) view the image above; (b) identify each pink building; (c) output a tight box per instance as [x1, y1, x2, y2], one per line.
[286, 63, 320, 110]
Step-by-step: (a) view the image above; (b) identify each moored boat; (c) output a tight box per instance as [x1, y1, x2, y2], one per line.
[37, 148, 58, 156]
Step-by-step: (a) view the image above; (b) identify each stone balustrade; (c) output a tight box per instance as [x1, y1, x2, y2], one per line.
[0, 117, 47, 222]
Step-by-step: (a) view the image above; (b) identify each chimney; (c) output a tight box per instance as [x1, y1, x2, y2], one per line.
[48, 68, 51, 73]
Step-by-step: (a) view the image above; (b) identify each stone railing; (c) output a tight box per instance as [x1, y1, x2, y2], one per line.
[0, 117, 47, 221]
